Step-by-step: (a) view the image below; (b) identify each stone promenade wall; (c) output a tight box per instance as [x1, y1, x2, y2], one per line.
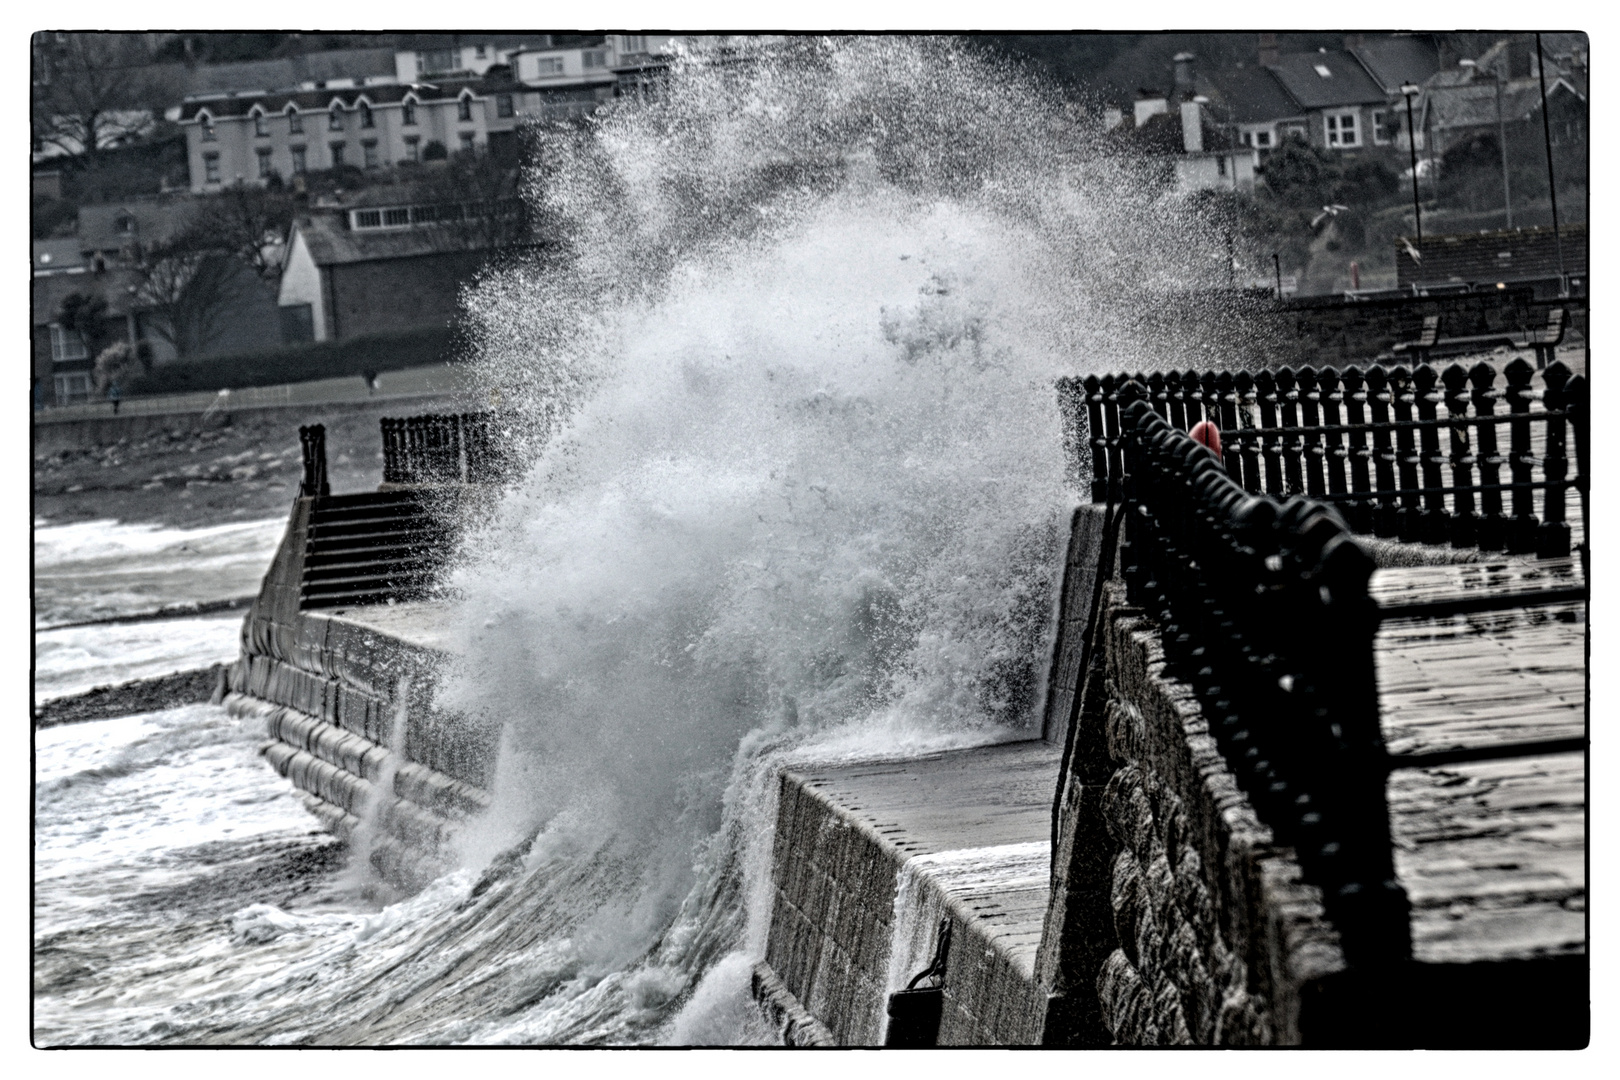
[1036, 581, 1344, 1045]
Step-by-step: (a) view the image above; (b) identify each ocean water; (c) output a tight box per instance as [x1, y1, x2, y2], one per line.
[33, 37, 1232, 1046]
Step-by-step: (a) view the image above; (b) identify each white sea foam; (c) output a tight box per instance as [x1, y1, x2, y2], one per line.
[33, 515, 284, 627]
[33, 613, 244, 704]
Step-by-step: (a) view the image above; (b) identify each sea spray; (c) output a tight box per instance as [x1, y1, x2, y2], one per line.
[429, 36, 1237, 1041]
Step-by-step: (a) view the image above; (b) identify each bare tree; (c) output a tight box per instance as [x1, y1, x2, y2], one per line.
[31, 33, 174, 167]
[189, 182, 298, 282]
[415, 146, 534, 255]
[133, 228, 252, 359]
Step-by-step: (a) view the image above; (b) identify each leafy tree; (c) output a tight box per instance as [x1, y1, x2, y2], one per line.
[1256, 134, 1340, 209]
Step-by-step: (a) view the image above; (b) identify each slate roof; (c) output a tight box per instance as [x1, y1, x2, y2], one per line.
[33, 238, 85, 274]
[293, 212, 489, 266]
[32, 267, 146, 325]
[1265, 50, 1389, 109]
[1198, 66, 1304, 125]
[1423, 80, 1552, 130]
[77, 200, 197, 251]
[1350, 36, 1440, 94]
[169, 48, 400, 99]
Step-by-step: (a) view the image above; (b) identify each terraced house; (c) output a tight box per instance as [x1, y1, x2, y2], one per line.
[176, 36, 674, 193]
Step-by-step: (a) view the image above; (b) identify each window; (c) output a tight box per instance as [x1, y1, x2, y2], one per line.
[329, 106, 344, 131]
[1313, 63, 1333, 78]
[459, 132, 476, 153]
[116, 213, 135, 234]
[402, 99, 417, 125]
[360, 102, 374, 128]
[1217, 154, 1227, 177]
[1324, 110, 1360, 148]
[533, 55, 564, 76]
[329, 142, 345, 167]
[203, 152, 220, 183]
[291, 145, 307, 172]
[583, 49, 608, 69]
[257, 147, 274, 178]
[383, 207, 410, 226]
[1372, 110, 1400, 145]
[1254, 129, 1273, 147]
[362, 140, 378, 168]
[621, 35, 646, 53]
[458, 96, 473, 122]
[50, 324, 88, 362]
[288, 107, 303, 134]
[254, 111, 268, 137]
[404, 135, 420, 162]
[199, 114, 216, 141]
[54, 372, 92, 405]
[421, 49, 454, 74]
[354, 209, 382, 228]
[496, 93, 514, 118]
[476, 44, 487, 59]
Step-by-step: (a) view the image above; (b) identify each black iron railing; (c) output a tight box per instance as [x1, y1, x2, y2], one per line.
[298, 424, 331, 498]
[1117, 389, 1412, 968]
[381, 412, 513, 486]
[1065, 360, 1588, 559]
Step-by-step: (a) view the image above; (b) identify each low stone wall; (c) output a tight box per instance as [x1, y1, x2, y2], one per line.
[756, 742, 1061, 1046]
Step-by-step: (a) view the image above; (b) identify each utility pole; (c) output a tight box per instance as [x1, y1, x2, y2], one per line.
[1401, 83, 1424, 278]
[1535, 32, 1566, 290]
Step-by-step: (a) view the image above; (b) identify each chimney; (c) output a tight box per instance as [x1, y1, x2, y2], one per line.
[1344, 33, 1366, 51]
[1258, 32, 1279, 66]
[1134, 92, 1168, 127]
[1181, 100, 1203, 153]
[1173, 52, 1196, 98]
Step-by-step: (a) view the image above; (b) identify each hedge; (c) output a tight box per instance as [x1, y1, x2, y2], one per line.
[125, 325, 463, 396]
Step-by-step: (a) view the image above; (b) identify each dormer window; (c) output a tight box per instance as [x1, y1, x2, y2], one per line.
[287, 106, 303, 134]
[475, 44, 487, 59]
[253, 110, 268, 136]
[116, 213, 136, 234]
[402, 99, 417, 125]
[458, 95, 473, 122]
[329, 106, 344, 131]
[359, 102, 374, 128]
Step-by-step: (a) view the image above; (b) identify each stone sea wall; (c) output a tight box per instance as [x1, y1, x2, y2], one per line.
[224, 496, 498, 885]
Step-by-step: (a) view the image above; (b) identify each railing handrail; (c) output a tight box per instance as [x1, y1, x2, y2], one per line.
[1115, 385, 1412, 969]
[1064, 359, 1587, 560]
[381, 411, 513, 486]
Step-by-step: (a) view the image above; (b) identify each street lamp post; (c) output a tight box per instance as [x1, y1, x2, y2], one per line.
[1401, 83, 1424, 279]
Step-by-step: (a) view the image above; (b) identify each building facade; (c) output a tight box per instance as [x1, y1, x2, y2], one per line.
[178, 35, 676, 192]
